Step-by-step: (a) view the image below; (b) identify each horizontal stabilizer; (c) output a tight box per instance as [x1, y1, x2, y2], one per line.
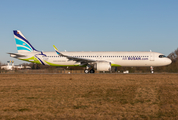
[8, 53, 26, 57]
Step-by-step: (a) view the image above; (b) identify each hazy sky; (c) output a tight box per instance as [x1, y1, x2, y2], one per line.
[0, 0, 178, 65]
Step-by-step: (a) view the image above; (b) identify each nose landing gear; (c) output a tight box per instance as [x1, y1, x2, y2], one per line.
[150, 66, 154, 73]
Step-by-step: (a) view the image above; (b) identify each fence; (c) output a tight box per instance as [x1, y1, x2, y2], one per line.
[0, 69, 101, 74]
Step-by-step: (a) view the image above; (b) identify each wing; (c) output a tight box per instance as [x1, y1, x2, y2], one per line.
[53, 45, 103, 63]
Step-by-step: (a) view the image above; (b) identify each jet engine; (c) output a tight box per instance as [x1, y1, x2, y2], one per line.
[94, 62, 111, 71]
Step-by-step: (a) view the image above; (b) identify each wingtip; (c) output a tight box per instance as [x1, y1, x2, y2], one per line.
[53, 45, 57, 50]
[53, 45, 61, 55]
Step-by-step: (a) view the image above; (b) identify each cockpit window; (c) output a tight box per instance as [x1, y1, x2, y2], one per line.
[159, 55, 167, 58]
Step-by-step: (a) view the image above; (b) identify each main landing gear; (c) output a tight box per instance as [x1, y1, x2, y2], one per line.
[84, 65, 95, 73]
[84, 69, 95, 73]
[89, 69, 95, 73]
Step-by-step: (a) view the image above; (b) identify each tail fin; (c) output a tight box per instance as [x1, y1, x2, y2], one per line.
[13, 30, 39, 53]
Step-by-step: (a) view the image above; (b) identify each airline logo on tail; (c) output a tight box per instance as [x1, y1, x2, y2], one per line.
[13, 30, 38, 53]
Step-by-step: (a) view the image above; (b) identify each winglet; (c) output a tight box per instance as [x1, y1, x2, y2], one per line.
[53, 45, 61, 55]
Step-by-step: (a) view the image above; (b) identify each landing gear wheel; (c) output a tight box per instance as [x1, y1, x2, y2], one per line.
[90, 69, 95, 73]
[150, 66, 154, 73]
[84, 69, 89, 73]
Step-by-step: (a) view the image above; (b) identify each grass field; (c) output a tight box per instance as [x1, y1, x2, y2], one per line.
[0, 74, 178, 119]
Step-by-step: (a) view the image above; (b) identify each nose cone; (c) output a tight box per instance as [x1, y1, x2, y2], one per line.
[165, 58, 172, 65]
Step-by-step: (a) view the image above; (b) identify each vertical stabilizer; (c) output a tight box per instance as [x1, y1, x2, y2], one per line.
[13, 30, 39, 53]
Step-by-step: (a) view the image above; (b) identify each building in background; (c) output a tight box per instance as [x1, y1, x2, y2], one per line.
[1, 61, 31, 70]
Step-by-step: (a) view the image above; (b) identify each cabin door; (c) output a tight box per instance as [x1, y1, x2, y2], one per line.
[150, 52, 154, 61]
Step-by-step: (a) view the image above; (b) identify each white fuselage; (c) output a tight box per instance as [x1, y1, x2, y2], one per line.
[16, 51, 172, 67]
[11, 30, 172, 73]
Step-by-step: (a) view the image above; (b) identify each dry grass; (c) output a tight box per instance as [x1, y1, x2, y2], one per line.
[0, 74, 178, 119]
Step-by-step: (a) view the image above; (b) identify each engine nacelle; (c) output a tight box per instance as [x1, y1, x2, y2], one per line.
[94, 62, 111, 71]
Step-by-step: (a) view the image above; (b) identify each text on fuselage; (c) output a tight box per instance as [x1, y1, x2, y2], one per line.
[122, 57, 148, 60]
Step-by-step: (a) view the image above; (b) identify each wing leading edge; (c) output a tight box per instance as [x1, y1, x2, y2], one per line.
[53, 45, 105, 63]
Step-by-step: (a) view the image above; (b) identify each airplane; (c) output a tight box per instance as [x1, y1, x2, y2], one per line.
[8, 30, 172, 73]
